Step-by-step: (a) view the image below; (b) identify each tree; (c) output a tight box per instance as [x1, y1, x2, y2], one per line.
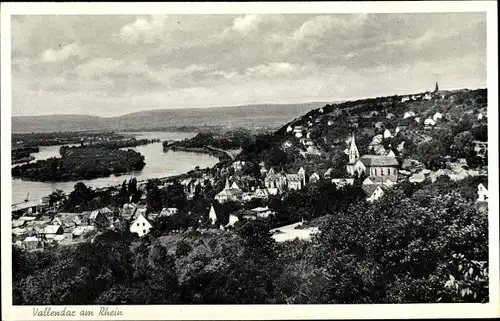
[48, 189, 66, 207]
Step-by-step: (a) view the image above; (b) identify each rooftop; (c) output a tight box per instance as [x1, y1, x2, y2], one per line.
[359, 155, 399, 167]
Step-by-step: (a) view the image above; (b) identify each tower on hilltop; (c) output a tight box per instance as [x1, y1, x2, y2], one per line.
[434, 82, 439, 93]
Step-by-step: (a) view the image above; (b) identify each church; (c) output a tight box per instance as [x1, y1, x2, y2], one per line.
[346, 133, 399, 183]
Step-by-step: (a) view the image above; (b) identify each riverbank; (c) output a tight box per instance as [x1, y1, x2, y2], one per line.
[163, 145, 233, 163]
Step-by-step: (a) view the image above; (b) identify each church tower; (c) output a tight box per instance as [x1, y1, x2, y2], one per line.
[346, 133, 360, 175]
[348, 133, 359, 164]
[434, 81, 439, 93]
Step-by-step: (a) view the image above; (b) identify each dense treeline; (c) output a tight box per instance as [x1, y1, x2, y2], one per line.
[12, 147, 145, 182]
[12, 131, 124, 147]
[13, 176, 488, 304]
[164, 130, 256, 151]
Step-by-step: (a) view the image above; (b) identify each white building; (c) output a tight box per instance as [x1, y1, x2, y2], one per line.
[225, 214, 239, 227]
[160, 207, 178, 217]
[383, 129, 392, 138]
[401, 96, 410, 103]
[363, 185, 385, 202]
[331, 178, 354, 189]
[414, 117, 421, 123]
[309, 172, 320, 183]
[424, 118, 436, 127]
[403, 111, 416, 119]
[250, 206, 275, 219]
[215, 178, 243, 203]
[130, 213, 152, 237]
[477, 183, 488, 202]
[433, 112, 443, 121]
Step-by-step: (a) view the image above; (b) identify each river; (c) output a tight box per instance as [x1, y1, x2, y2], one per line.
[12, 132, 219, 204]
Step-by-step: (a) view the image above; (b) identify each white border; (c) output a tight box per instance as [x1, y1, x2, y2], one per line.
[1, 2, 499, 320]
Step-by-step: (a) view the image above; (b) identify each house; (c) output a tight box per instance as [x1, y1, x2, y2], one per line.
[352, 154, 399, 182]
[23, 236, 41, 251]
[324, 168, 333, 180]
[401, 96, 410, 103]
[423, 93, 432, 100]
[331, 178, 354, 188]
[286, 174, 303, 190]
[362, 176, 395, 187]
[122, 203, 137, 219]
[309, 172, 320, 183]
[297, 167, 306, 183]
[286, 125, 293, 133]
[230, 181, 241, 190]
[300, 138, 314, 146]
[250, 206, 275, 219]
[264, 168, 285, 190]
[306, 146, 321, 155]
[253, 187, 269, 199]
[409, 172, 426, 183]
[130, 213, 152, 237]
[232, 161, 246, 171]
[374, 121, 384, 130]
[433, 112, 443, 121]
[362, 185, 386, 202]
[225, 214, 239, 228]
[282, 141, 293, 149]
[403, 111, 415, 119]
[424, 118, 436, 127]
[215, 178, 243, 203]
[41, 225, 64, 240]
[295, 132, 303, 138]
[386, 113, 395, 119]
[293, 126, 304, 134]
[208, 205, 217, 225]
[160, 207, 178, 217]
[373, 144, 387, 156]
[477, 183, 488, 202]
[72, 225, 95, 239]
[383, 129, 392, 138]
[327, 120, 335, 126]
[414, 117, 421, 123]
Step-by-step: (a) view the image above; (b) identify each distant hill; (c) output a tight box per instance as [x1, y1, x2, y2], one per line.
[12, 115, 107, 133]
[12, 102, 331, 133]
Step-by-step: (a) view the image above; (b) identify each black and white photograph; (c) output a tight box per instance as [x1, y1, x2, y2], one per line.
[1, 1, 498, 320]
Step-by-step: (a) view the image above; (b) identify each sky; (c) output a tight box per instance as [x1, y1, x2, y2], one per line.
[11, 13, 486, 117]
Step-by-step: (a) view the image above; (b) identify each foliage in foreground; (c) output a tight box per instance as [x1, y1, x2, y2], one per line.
[13, 188, 488, 304]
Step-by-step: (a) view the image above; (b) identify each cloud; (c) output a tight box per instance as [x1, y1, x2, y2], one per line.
[40, 41, 87, 63]
[292, 14, 367, 40]
[10, 13, 487, 116]
[245, 62, 314, 78]
[232, 15, 262, 33]
[119, 16, 166, 44]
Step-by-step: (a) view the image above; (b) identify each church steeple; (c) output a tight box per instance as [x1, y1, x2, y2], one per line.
[348, 132, 360, 164]
[434, 81, 439, 93]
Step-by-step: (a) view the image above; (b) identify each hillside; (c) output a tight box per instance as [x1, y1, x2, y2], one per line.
[237, 88, 488, 175]
[12, 102, 329, 133]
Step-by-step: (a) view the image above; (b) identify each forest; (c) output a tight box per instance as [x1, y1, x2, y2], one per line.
[11, 147, 146, 181]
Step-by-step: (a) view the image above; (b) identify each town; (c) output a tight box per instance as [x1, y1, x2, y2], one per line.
[12, 84, 490, 306]
[12, 85, 489, 251]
